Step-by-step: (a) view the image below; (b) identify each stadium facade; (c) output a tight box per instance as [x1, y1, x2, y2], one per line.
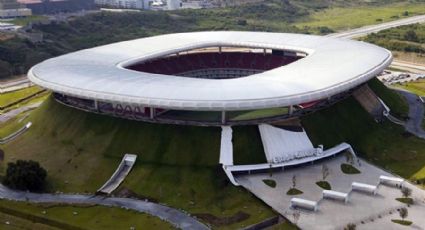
[28, 32, 392, 126]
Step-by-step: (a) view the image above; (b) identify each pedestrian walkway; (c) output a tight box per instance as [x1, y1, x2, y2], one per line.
[0, 184, 209, 230]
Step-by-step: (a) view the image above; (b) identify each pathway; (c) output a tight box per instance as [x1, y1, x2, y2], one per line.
[396, 89, 425, 139]
[0, 102, 42, 123]
[0, 184, 209, 230]
[328, 14, 425, 39]
[236, 155, 425, 229]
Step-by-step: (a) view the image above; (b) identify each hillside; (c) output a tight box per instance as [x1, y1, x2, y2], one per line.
[302, 81, 425, 183]
[0, 97, 276, 229]
[2, 0, 425, 79]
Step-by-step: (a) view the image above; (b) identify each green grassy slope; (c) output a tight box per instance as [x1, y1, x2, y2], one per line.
[302, 97, 425, 182]
[0, 200, 173, 230]
[1, 97, 275, 229]
[395, 79, 425, 97]
[295, 2, 425, 31]
[0, 86, 43, 107]
[368, 78, 409, 118]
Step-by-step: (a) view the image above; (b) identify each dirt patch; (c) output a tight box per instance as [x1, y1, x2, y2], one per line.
[193, 211, 250, 226]
[0, 33, 14, 41]
[113, 187, 158, 203]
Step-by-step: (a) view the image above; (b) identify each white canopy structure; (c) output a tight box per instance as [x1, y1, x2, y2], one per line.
[28, 31, 392, 112]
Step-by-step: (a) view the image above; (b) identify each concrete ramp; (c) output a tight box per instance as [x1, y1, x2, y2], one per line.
[353, 84, 386, 119]
[258, 124, 319, 164]
[97, 154, 137, 195]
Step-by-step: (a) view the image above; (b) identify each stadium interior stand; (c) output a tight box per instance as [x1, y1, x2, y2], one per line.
[128, 52, 301, 79]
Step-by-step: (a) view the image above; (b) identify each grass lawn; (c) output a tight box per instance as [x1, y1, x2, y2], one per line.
[286, 188, 303, 196]
[267, 220, 298, 230]
[341, 164, 361, 175]
[295, 3, 425, 31]
[1, 97, 276, 229]
[316, 181, 331, 190]
[0, 212, 59, 230]
[0, 86, 43, 108]
[7, 15, 48, 26]
[263, 179, 277, 188]
[391, 219, 412, 226]
[396, 197, 414, 205]
[395, 79, 425, 97]
[0, 200, 173, 230]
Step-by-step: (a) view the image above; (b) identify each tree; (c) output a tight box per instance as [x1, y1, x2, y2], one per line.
[3, 160, 47, 192]
[401, 187, 412, 198]
[399, 207, 408, 220]
[292, 211, 300, 224]
[321, 164, 330, 181]
[344, 223, 356, 230]
[404, 30, 419, 43]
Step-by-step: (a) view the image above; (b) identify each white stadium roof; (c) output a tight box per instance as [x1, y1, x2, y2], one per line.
[28, 31, 392, 111]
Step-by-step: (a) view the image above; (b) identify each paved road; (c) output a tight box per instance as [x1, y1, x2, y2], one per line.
[0, 184, 209, 230]
[0, 102, 42, 123]
[329, 14, 425, 39]
[396, 89, 425, 138]
[391, 61, 425, 74]
[0, 78, 32, 94]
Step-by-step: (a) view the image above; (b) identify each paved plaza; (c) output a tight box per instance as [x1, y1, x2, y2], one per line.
[236, 155, 425, 229]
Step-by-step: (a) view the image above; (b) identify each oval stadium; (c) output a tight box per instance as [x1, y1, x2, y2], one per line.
[28, 31, 393, 126]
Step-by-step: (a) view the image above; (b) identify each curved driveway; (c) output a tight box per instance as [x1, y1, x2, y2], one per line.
[397, 89, 425, 139]
[0, 184, 209, 230]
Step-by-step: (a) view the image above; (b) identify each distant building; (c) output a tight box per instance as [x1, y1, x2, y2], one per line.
[17, 0, 96, 15]
[0, 0, 31, 18]
[95, 0, 151, 10]
[166, 0, 180, 10]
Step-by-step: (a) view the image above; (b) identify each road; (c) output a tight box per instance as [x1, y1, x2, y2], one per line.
[0, 184, 209, 230]
[328, 14, 425, 74]
[0, 102, 42, 123]
[395, 89, 425, 138]
[0, 78, 32, 94]
[391, 60, 425, 74]
[328, 14, 425, 39]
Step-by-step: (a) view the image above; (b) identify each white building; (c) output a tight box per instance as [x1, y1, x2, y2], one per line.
[167, 0, 181, 10]
[0, 0, 31, 18]
[95, 0, 151, 10]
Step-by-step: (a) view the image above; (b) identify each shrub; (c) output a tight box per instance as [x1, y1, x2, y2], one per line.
[340, 163, 361, 174]
[396, 197, 413, 205]
[391, 219, 412, 226]
[3, 160, 47, 192]
[399, 207, 408, 220]
[262, 179, 276, 188]
[316, 181, 331, 190]
[344, 223, 356, 230]
[286, 188, 303, 195]
[401, 187, 412, 198]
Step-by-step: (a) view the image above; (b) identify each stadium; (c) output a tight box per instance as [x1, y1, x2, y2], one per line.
[27, 31, 393, 126]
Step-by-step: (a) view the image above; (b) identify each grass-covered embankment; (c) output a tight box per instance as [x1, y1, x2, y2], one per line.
[1, 97, 275, 229]
[0, 86, 44, 108]
[302, 82, 425, 182]
[0, 200, 173, 230]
